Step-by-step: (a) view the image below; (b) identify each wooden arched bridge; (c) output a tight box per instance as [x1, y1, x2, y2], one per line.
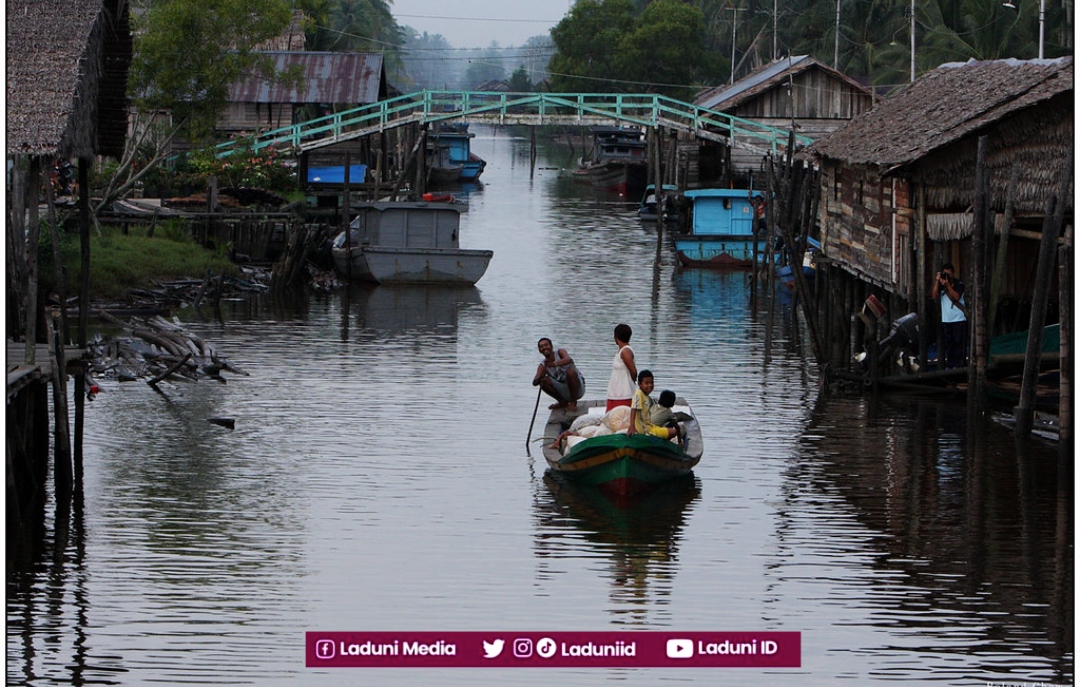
[214, 90, 813, 158]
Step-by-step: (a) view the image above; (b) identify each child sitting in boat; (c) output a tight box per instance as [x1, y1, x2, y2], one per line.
[628, 371, 681, 443]
[650, 389, 685, 446]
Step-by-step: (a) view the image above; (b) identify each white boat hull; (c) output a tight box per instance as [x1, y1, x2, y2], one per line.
[333, 245, 492, 285]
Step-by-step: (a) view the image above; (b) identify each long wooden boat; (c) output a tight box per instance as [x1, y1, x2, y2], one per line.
[541, 399, 703, 497]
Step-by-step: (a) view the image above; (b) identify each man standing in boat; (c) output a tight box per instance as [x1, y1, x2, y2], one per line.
[533, 337, 585, 412]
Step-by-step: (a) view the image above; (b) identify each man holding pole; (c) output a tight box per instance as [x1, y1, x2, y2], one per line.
[532, 337, 585, 412]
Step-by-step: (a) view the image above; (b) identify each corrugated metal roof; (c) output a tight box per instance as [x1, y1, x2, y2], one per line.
[695, 55, 813, 110]
[228, 51, 384, 104]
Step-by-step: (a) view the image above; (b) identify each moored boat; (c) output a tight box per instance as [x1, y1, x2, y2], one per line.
[331, 201, 492, 286]
[673, 188, 765, 268]
[575, 125, 648, 197]
[637, 184, 680, 222]
[431, 123, 486, 181]
[541, 399, 703, 497]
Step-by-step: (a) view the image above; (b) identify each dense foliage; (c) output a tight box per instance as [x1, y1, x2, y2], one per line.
[131, 0, 295, 138]
[548, 0, 1071, 93]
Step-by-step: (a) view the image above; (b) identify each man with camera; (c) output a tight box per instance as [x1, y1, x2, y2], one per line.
[931, 262, 967, 369]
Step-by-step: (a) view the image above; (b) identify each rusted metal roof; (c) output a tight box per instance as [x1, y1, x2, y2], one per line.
[807, 57, 1073, 169]
[229, 51, 385, 104]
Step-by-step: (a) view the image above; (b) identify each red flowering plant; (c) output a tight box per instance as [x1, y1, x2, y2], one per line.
[188, 137, 297, 192]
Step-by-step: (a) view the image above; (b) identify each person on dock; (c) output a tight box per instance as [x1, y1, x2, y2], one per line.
[932, 262, 967, 369]
[533, 337, 585, 411]
[628, 370, 680, 442]
[605, 323, 637, 411]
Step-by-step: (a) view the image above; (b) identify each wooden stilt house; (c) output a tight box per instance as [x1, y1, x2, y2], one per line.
[695, 55, 874, 186]
[806, 57, 1073, 370]
[6, 0, 132, 533]
[7, 0, 132, 339]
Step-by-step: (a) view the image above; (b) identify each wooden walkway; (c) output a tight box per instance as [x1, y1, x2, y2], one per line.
[7, 343, 83, 401]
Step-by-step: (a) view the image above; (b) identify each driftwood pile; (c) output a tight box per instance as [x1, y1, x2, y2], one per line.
[87, 312, 249, 389]
[100, 266, 271, 314]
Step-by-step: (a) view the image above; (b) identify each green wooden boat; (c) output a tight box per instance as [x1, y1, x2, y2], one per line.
[541, 399, 703, 497]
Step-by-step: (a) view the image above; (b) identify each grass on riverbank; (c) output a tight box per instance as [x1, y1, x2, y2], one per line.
[56, 222, 238, 301]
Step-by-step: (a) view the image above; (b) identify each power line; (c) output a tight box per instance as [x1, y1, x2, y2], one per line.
[396, 13, 560, 25]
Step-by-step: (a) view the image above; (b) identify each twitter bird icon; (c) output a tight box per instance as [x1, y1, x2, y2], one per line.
[483, 639, 505, 659]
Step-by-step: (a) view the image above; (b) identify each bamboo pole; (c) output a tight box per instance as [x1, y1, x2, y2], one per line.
[1015, 162, 1072, 437]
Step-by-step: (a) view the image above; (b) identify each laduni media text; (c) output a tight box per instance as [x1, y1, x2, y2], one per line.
[338, 639, 456, 656]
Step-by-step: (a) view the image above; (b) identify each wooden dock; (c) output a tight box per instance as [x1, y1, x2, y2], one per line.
[7, 342, 84, 400]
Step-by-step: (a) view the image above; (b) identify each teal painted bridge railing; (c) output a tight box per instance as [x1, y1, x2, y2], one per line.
[215, 91, 814, 159]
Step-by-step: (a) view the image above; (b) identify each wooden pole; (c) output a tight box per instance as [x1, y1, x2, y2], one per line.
[915, 179, 928, 369]
[653, 126, 664, 263]
[75, 157, 90, 483]
[989, 163, 1020, 334]
[24, 158, 41, 363]
[1015, 162, 1072, 437]
[969, 136, 989, 411]
[1058, 223, 1072, 459]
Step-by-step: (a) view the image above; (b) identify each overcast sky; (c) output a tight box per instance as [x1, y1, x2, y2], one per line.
[391, 0, 569, 48]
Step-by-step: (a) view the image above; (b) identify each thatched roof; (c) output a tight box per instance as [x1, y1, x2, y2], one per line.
[7, 0, 131, 158]
[228, 52, 385, 105]
[808, 57, 1072, 170]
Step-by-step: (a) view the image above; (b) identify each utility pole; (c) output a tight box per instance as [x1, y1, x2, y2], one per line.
[910, 0, 916, 81]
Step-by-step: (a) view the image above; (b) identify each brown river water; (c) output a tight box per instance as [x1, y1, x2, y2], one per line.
[6, 126, 1072, 686]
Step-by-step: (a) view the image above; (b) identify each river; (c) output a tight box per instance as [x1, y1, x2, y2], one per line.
[6, 126, 1072, 686]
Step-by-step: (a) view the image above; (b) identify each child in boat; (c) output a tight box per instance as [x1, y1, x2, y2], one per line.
[650, 389, 685, 446]
[628, 371, 680, 442]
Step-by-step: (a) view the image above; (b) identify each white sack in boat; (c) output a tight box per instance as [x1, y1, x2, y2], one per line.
[602, 406, 631, 432]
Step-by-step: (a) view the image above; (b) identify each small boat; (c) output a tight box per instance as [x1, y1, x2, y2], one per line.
[430, 123, 486, 181]
[541, 399, 703, 497]
[776, 236, 820, 290]
[637, 184, 680, 222]
[672, 188, 765, 268]
[574, 125, 648, 197]
[331, 201, 492, 286]
[426, 144, 464, 185]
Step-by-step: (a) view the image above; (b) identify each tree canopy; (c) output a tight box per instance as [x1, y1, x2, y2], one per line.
[547, 0, 1070, 95]
[130, 0, 295, 139]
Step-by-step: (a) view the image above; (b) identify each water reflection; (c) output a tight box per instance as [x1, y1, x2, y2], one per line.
[533, 473, 701, 626]
[341, 284, 484, 342]
[774, 394, 1072, 684]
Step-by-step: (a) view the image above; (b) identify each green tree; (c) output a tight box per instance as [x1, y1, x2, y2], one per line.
[616, 0, 714, 98]
[549, 0, 639, 92]
[550, 0, 721, 96]
[508, 65, 533, 91]
[96, 0, 294, 212]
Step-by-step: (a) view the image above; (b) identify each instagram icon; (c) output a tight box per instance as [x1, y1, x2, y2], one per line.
[513, 638, 533, 658]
